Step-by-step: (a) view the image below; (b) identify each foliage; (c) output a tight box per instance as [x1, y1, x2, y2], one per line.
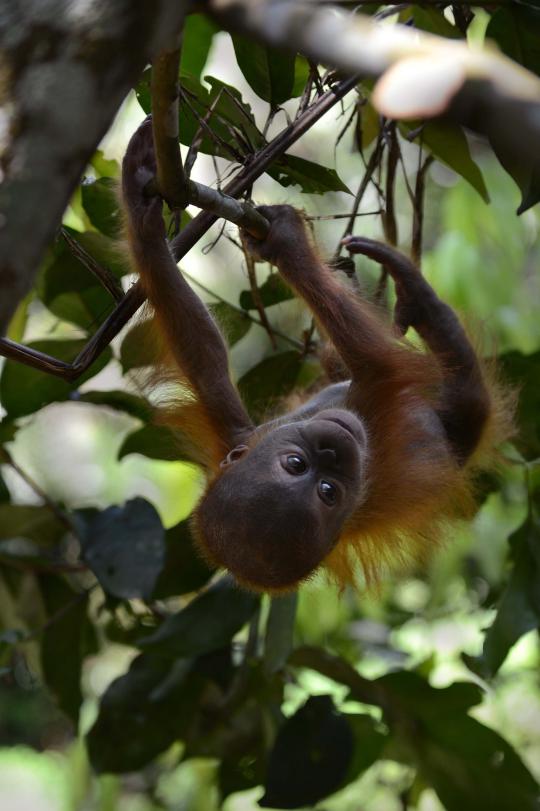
[0, 5, 540, 811]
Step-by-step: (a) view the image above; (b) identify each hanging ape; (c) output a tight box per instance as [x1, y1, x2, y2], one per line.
[122, 119, 511, 592]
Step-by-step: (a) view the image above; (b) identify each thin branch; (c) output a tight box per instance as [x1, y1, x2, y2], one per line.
[188, 181, 270, 238]
[242, 247, 277, 349]
[337, 132, 385, 248]
[151, 43, 190, 209]
[411, 155, 434, 265]
[376, 122, 399, 306]
[61, 228, 124, 302]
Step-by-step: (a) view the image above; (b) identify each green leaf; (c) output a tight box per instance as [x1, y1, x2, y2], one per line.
[77, 498, 166, 600]
[412, 7, 461, 38]
[40, 237, 116, 331]
[500, 350, 540, 459]
[232, 35, 296, 106]
[486, 6, 540, 77]
[39, 575, 96, 724]
[137, 72, 264, 159]
[401, 121, 489, 203]
[261, 696, 354, 808]
[0, 505, 67, 546]
[91, 150, 119, 178]
[239, 273, 294, 311]
[268, 154, 351, 195]
[208, 302, 251, 346]
[465, 514, 540, 679]
[81, 178, 121, 238]
[152, 519, 214, 599]
[139, 576, 259, 658]
[238, 351, 304, 420]
[120, 319, 162, 371]
[0, 339, 112, 418]
[77, 390, 153, 422]
[119, 424, 183, 462]
[378, 671, 539, 811]
[86, 652, 201, 772]
[180, 14, 219, 78]
[0, 420, 17, 445]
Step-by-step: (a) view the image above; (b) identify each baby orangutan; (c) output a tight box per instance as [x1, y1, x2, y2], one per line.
[122, 119, 509, 592]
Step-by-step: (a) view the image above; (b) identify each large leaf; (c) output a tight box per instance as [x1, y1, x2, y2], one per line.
[39, 575, 96, 724]
[237, 351, 305, 420]
[261, 695, 354, 808]
[486, 5, 540, 77]
[40, 237, 115, 331]
[465, 513, 540, 679]
[268, 154, 351, 195]
[0, 339, 112, 418]
[77, 390, 153, 422]
[180, 14, 218, 79]
[119, 423, 184, 462]
[81, 177, 121, 238]
[239, 273, 294, 311]
[120, 318, 162, 371]
[232, 34, 296, 107]
[152, 519, 214, 599]
[86, 652, 200, 772]
[208, 302, 251, 346]
[401, 121, 489, 203]
[139, 576, 259, 658]
[138, 72, 263, 159]
[77, 498, 165, 600]
[500, 350, 540, 459]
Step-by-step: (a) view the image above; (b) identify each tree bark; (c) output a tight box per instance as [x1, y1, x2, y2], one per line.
[0, 0, 189, 334]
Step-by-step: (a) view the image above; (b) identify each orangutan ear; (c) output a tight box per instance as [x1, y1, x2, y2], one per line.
[220, 445, 250, 468]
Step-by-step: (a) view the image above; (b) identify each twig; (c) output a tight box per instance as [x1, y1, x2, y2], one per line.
[61, 228, 124, 302]
[151, 43, 190, 209]
[337, 132, 385, 248]
[411, 155, 434, 265]
[0, 447, 79, 537]
[376, 122, 399, 306]
[243, 246, 277, 349]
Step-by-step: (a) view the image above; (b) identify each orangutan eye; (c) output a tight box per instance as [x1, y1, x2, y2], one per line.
[284, 454, 308, 474]
[318, 480, 337, 505]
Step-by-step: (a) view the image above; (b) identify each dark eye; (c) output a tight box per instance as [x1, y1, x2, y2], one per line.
[284, 454, 308, 475]
[318, 480, 337, 505]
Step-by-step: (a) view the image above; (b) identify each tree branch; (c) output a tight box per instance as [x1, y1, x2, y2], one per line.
[151, 43, 190, 209]
[0, 74, 359, 380]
